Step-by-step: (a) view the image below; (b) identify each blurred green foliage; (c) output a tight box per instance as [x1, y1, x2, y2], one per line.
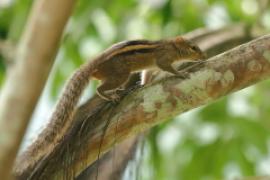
[0, 0, 270, 179]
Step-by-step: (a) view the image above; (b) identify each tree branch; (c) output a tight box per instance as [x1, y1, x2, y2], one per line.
[0, 0, 76, 179]
[58, 35, 270, 179]
[76, 24, 253, 180]
[75, 35, 270, 180]
[15, 24, 270, 179]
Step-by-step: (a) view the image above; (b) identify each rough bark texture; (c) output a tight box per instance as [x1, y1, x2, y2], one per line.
[14, 24, 270, 180]
[59, 35, 270, 179]
[0, 0, 76, 179]
[76, 24, 252, 180]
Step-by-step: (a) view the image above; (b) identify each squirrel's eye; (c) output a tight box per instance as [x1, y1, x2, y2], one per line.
[191, 45, 198, 51]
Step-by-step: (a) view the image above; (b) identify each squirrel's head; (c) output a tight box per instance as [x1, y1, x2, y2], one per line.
[173, 36, 207, 60]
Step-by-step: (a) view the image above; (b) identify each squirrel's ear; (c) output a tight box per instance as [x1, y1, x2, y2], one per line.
[174, 36, 185, 43]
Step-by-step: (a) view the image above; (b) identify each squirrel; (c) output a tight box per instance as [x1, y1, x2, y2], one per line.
[14, 36, 205, 177]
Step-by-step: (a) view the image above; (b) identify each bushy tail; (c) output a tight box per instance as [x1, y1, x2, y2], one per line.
[14, 62, 95, 178]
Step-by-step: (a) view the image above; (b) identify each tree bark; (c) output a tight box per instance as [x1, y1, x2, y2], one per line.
[77, 24, 252, 180]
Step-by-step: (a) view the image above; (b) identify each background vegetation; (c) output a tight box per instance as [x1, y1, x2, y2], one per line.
[0, 0, 270, 179]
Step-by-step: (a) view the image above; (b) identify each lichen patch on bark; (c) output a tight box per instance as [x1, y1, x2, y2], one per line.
[142, 84, 168, 113]
[176, 70, 214, 93]
[221, 70, 234, 87]
[176, 70, 219, 100]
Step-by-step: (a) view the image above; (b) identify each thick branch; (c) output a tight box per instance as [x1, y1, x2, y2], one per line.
[70, 34, 270, 178]
[0, 0, 76, 179]
[61, 35, 270, 179]
[15, 27, 270, 179]
[76, 24, 252, 179]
